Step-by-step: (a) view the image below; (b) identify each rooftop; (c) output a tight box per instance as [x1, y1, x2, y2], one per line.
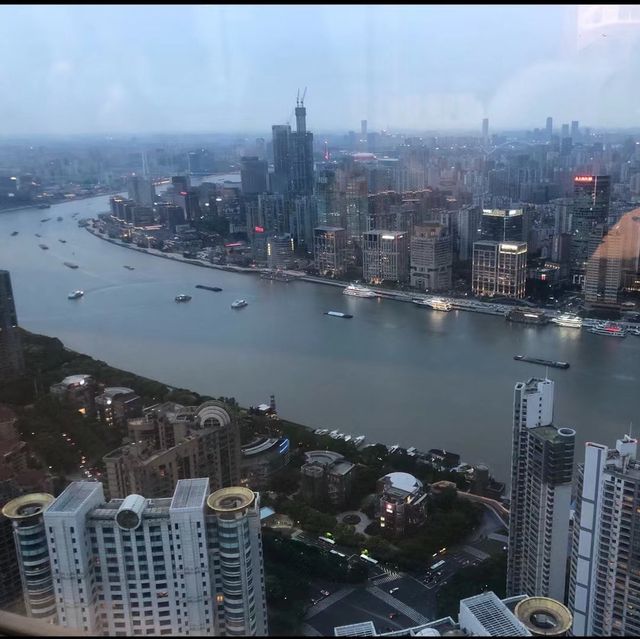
[47, 481, 102, 514]
[96, 387, 136, 399]
[530, 425, 575, 443]
[57, 374, 93, 387]
[381, 472, 423, 495]
[170, 478, 209, 510]
[460, 591, 530, 636]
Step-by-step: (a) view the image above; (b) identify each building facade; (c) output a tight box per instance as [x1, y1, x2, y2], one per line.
[507, 378, 575, 602]
[0, 270, 25, 383]
[481, 208, 524, 242]
[472, 241, 527, 298]
[266, 233, 295, 270]
[568, 435, 640, 636]
[410, 223, 452, 292]
[313, 226, 347, 277]
[362, 231, 409, 284]
[49, 374, 97, 416]
[95, 387, 142, 429]
[584, 222, 623, 307]
[376, 472, 427, 538]
[240, 156, 268, 196]
[300, 450, 354, 508]
[240, 436, 290, 491]
[38, 479, 267, 636]
[103, 401, 241, 500]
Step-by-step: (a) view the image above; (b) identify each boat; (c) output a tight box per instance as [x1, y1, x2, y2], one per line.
[37, 203, 51, 209]
[353, 435, 366, 447]
[35, 233, 41, 237]
[343, 283, 377, 298]
[40, 218, 51, 223]
[314, 428, 329, 436]
[587, 322, 626, 338]
[175, 294, 192, 303]
[388, 444, 400, 454]
[196, 284, 222, 292]
[261, 270, 296, 282]
[506, 308, 549, 325]
[39, 244, 49, 250]
[429, 298, 453, 312]
[63, 262, 79, 269]
[514, 355, 570, 369]
[343, 435, 352, 442]
[413, 298, 432, 307]
[329, 430, 340, 438]
[325, 311, 353, 319]
[551, 314, 583, 328]
[56, 216, 63, 222]
[123, 265, 135, 271]
[59, 239, 67, 243]
[10, 231, 18, 236]
[68, 290, 84, 300]
[231, 299, 248, 309]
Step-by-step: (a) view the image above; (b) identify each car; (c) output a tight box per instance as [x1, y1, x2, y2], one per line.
[389, 587, 399, 594]
[388, 613, 398, 619]
[320, 590, 330, 596]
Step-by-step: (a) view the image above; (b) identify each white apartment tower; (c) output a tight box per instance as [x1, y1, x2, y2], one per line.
[568, 435, 640, 636]
[507, 378, 575, 602]
[39, 479, 267, 636]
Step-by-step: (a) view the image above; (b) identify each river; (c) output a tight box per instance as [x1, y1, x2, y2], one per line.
[1, 194, 639, 482]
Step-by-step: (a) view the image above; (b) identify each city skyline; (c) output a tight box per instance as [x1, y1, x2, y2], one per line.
[2, 5, 640, 136]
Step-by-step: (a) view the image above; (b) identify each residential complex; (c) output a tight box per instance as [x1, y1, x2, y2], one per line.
[300, 450, 354, 508]
[507, 378, 575, 602]
[6, 479, 268, 636]
[103, 400, 241, 499]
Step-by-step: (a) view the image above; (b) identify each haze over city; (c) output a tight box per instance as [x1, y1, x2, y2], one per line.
[1, 4, 640, 136]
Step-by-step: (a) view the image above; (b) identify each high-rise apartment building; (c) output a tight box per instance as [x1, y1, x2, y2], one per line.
[568, 435, 640, 636]
[362, 230, 409, 284]
[2, 493, 57, 623]
[103, 401, 241, 500]
[570, 175, 611, 270]
[0, 270, 25, 383]
[481, 208, 524, 243]
[127, 175, 156, 207]
[457, 205, 482, 261]
[313, 226, 346, 277]
[240, 156, 268, 196]
[37, 479, 268, 636]
[472, 241, 527, 298]
[507, 378, 575, 602]
[482, 118, 489, 141]
[410, 223, 453, 292]
[546, 116, 553, 138]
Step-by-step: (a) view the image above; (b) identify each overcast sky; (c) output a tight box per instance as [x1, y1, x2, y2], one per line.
[1, 4, 639, 136]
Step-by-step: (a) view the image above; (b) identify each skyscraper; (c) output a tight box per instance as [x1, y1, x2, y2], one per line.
[571, 175, 611, 270]
[290, 98, 314, 196]
[507, 378, 575, 602]
[362, 231, 409, 284]
[0, 270, 25, 383]
[546, 116, 553, 138]
[2, 493, 56, 623]
[38, 479, 268, 636]
[584, 222, 623, 306]
[571, 120, 580, 140]
[271, 124, 291, 195]
[481, 208, 524, 242]
[410, 223, 453, 292]
[313, 226, 347, 277]
[240, 156, 268, 195]
[472, 241, 527, 298]
[482, 118, 489, 141]
[127, 175, 156, 207]
[568, 435, 640, 636]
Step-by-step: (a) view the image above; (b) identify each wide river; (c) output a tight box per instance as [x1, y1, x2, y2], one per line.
[1, 193, 639, 482]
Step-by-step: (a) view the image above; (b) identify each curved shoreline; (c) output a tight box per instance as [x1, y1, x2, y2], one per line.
[83, 223, 640, 330]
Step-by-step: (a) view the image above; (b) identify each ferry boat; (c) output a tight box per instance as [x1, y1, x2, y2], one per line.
[196, 284, 222, 292]
[429, 298, 453, 312]
[123, 265, 135, 270]
[231, 299, 248, 309]
[343, 283, 377, 298]
[588, 322, 626, 338]
[325, 311, 353, 319]
[506, 308, 549, 325]
[38, 243, 49, 250]
[551, 314, 583, 328]
[10, 231, 18, 236]
[514, 355, 570, 369]
[68, 290, 84, 300]
[63, 262, 79, 269]
[175, 294, 192, 303]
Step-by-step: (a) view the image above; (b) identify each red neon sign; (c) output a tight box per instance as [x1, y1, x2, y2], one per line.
[254, 226, 264, 233]
[574, 176, 593, 182]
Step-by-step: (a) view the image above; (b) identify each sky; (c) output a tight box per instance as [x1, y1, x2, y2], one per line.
[1, 4, 640, 136]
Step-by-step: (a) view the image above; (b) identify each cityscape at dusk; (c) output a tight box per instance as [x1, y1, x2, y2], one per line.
[1, 4, 640, 638]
